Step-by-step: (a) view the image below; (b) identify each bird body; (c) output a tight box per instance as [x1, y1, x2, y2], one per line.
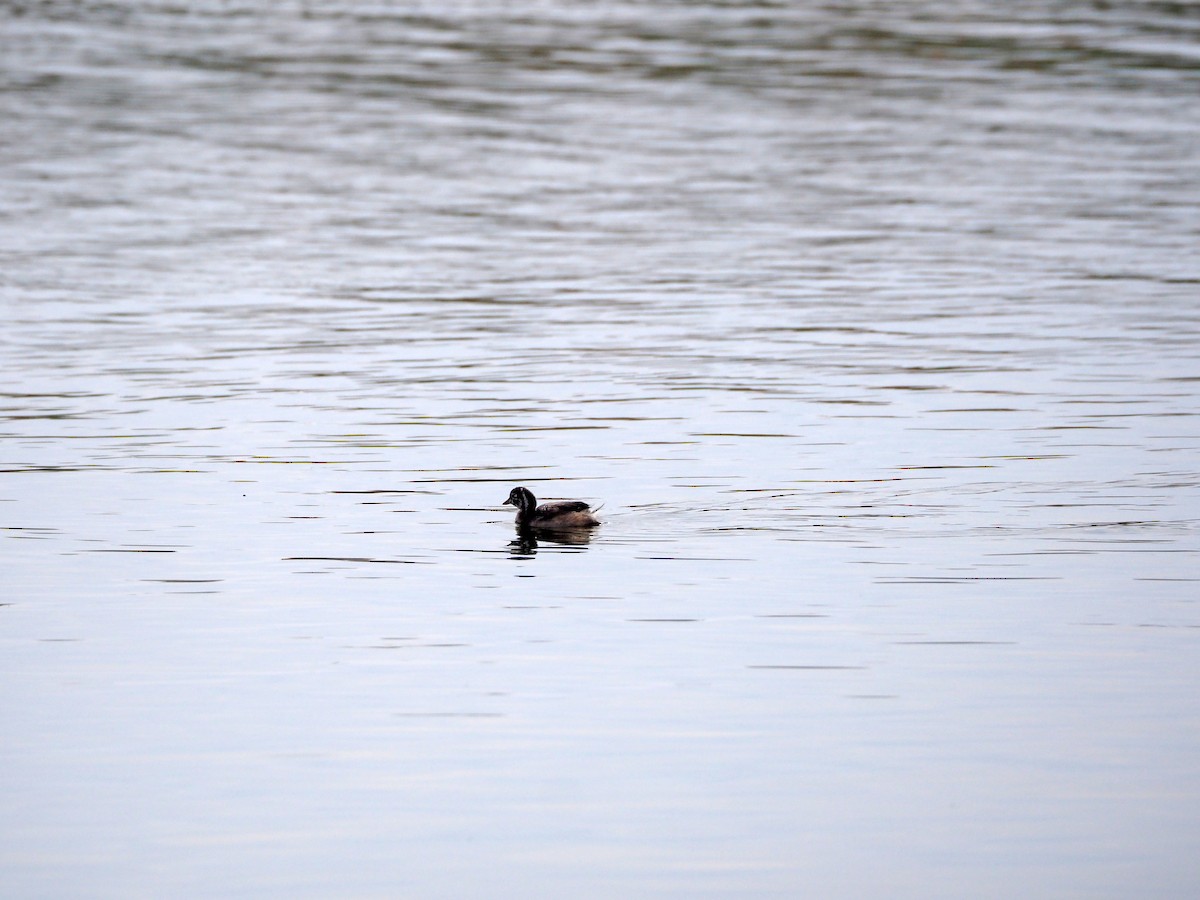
[503, 486, 600, 529]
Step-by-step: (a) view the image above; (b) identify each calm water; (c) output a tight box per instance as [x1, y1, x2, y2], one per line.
[3, 1, 1200, 896]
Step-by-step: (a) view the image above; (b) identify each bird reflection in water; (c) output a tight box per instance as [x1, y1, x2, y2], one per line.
[501, 485, 600, 559]
[507, 524, 595, 559]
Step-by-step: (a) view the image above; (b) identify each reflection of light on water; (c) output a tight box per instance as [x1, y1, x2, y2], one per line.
[4, 1, 1200, 897]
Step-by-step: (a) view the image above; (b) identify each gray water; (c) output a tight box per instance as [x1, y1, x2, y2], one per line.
[3, 1, 1200, 897]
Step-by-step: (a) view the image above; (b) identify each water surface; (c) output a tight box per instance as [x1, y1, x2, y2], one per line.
[2, 2, 1200, 897]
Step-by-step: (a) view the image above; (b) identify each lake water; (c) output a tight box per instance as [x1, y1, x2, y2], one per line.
[3, 1, 1199, 896]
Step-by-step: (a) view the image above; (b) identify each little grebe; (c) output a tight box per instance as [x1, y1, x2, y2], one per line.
[502, 486, 600, 529]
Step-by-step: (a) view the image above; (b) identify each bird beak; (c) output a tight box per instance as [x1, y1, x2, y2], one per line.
[502, 497, 514, 506]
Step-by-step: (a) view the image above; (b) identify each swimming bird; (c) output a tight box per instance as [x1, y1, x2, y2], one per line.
[502, 486, 600, 529]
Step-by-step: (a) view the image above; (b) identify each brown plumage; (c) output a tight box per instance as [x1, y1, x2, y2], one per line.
[502, 486, 600, 529]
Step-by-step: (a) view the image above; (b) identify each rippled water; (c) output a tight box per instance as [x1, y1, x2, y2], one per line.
[3, 1, 1200, 896]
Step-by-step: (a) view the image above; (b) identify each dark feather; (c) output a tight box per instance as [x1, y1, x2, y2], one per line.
[536, 500, 591, 516]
